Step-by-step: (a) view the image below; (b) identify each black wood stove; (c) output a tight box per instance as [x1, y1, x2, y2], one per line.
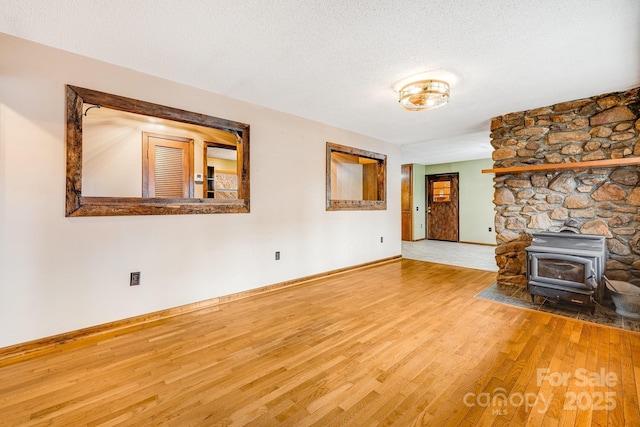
[526, 231, 608, 313]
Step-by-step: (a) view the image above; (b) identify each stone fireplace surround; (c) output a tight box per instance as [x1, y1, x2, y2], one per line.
[490, 86, 640, 287]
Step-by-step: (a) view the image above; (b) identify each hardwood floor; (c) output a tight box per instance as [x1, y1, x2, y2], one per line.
[1, 259, 639, 426]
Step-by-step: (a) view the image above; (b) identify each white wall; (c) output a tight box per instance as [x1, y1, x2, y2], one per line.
[0, 34, 401, 348]
[83, 110, 152, 197]
[332, 162, 363, 200]
[423, 158, 495, 245]
[412, 164, 426, 240]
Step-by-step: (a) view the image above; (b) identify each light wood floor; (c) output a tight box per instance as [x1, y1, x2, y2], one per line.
[1, 259, 640, 426]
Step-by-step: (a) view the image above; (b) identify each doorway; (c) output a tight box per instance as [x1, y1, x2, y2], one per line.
[426, 173, 459, 241]
[204, 141, 238, 199]
[401, 164, 413, 241]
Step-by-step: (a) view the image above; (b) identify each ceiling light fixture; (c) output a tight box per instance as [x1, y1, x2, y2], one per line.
[398, 79, 450, 111]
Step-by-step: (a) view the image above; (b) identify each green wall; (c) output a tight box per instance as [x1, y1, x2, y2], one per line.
[420, 158, 495, 245]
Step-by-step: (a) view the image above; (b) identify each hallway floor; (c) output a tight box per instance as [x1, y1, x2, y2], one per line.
[401, 239, 498, 272]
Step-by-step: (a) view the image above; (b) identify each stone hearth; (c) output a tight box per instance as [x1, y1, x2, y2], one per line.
[490, 86, 640, 287]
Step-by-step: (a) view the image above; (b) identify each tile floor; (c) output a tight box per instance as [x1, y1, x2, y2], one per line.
[401, 239, 498, 272]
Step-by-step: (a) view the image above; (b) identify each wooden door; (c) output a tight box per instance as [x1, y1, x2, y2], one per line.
[142, 132, 194, 198]
[401, 164, 413, 241]
[426, 173, 459, 241]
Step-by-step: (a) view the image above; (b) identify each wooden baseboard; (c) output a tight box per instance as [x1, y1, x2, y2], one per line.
[0, 256, 401, 364]
[407, 239, 496, 246]
[459, 241, 497, 247]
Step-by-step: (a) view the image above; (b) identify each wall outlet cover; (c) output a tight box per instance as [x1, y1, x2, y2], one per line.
[130, 272, 141, 286]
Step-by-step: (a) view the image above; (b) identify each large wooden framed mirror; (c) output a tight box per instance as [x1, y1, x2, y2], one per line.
[326, 142, 387, 211]
[66, 85, 250, 216]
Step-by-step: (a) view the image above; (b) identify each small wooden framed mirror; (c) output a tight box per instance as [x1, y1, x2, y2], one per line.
[326, 142, 387, 211]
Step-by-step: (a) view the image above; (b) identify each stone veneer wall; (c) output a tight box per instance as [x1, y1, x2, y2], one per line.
[490, 86, 640, 287]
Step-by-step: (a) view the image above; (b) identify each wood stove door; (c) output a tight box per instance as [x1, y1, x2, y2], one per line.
[426, 173, 459, 242]
[528, 253, 595, 290]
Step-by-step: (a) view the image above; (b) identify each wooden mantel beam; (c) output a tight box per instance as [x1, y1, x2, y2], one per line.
[482, 157, 640, 174]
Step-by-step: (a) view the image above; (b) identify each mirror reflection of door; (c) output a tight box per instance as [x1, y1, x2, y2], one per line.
[426, 173, 459, 241]
[142, 132, 194, 198]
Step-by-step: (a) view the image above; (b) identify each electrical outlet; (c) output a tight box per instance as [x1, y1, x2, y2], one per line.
[380, 236, 384, 243]
[275, 251, 280, 260]
[130, 272, 140, 286]
[488, 227, 492, 232]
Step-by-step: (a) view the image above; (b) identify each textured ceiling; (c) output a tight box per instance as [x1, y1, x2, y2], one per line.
[1, 0, 639, 165]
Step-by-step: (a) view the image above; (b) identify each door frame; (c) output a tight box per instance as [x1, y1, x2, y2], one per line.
[426, 173, 459, 242]
[401, 164, 413, 241]
[142, 132, 194, 198]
